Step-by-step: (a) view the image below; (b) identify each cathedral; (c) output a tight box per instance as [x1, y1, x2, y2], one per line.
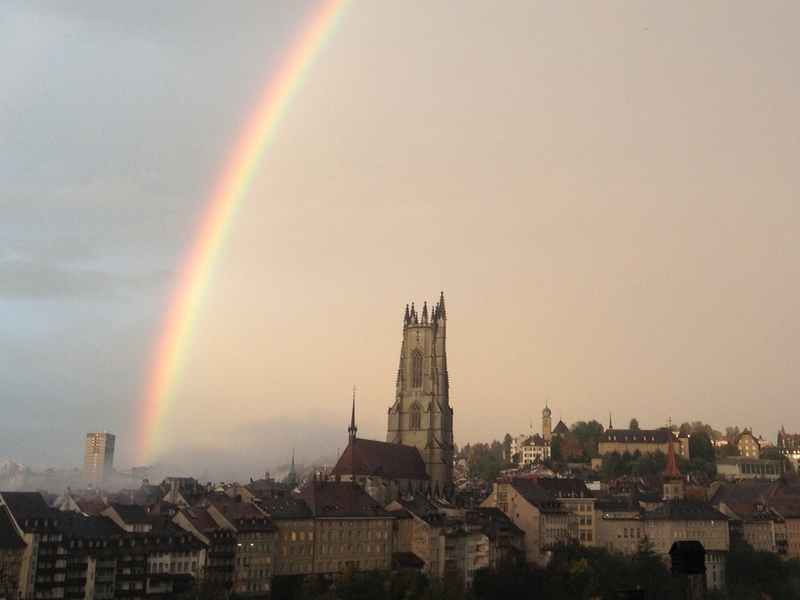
[332, 293, 455, 503]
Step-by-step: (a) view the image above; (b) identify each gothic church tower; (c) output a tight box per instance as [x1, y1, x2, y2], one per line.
[387, 292, 454, 497]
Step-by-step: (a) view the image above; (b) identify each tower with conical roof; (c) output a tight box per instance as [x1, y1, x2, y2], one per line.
[542, 403, 552, 441]
[387, 292, 454, 498]
[663, 435, 684, 500]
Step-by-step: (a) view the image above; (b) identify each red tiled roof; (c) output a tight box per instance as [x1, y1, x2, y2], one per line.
[331, 438, 429, 480]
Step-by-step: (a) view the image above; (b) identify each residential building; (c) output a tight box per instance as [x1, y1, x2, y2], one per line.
[594, 499, 645, 553]
[298, 481, 394, 574]
[0, 504, 26, 599]
[536, 478, 596, 545]
[172, 506, 237, 590]
[768, 496, 800, 558]
[643, 500, 729, 592]
[206, 501, 276, 597]
[510, 435, 551, 465]
[84, 433, 115, 488]
[101, 503, 206, 596]
[777, 427, 800, 467]
[734, 428, 761, 458]
[481, 478, 570, 565]
[258, 497, 315, 578]
[717, 502, 785, 554]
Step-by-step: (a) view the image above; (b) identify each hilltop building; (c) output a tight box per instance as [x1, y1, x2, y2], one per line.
[777, 427, 800, 466]
[83, 432, 115, 487]
[597, 426, 689, 461]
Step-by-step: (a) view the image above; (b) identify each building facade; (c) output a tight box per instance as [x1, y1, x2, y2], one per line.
[84, 433, 115, 488]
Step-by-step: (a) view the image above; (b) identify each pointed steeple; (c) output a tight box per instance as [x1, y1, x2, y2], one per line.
[665, 435, 682, 479]
[662, 433, 684, 500]
[404, 304, 410, 325]
[609, 412, 613, 430]
[438, 291, 446, 318]
[422, 301, 428, 323]
[348, 385, 358, 445]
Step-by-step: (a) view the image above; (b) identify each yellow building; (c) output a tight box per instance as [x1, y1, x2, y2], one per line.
[598, 427, 690, 461]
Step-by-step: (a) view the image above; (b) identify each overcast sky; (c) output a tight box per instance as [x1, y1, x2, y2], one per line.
[2, 1, 799, 482]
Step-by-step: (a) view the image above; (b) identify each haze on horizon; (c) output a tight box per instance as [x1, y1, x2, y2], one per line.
[1, 1, 799, 483]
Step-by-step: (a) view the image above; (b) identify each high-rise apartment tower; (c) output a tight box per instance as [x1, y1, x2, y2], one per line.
[83, 432, 115, 487]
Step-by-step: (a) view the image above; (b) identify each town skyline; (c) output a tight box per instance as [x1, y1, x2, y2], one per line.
[3, 2, 800, 475]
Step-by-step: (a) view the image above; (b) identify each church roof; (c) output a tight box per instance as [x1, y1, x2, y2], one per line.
[552, 420, 570, 435]
[332, 438, 430, 481]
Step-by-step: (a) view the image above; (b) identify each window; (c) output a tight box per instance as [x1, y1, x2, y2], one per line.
[412, 350, 422, 388]
[410, 403, 421, 429]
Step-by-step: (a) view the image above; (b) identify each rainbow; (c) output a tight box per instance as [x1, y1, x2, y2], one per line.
[134, 0, 354, 466]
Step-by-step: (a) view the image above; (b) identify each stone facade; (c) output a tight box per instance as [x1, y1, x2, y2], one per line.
[387, 294, 454, 498]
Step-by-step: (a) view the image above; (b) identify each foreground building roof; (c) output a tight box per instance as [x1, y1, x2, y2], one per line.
[297, 481, 392, 519]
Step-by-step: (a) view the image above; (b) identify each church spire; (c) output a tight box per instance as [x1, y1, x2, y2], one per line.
[348, 386, 357, 445]
[609, 412, 613, 430]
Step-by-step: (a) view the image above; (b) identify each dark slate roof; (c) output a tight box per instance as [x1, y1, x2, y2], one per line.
[552, 420, 570, 435]
[645, 499, 727, 521]
[768, 496, 800, 519]
[708, 482, 778, 506]
[1, 492, 53, 519]
[107, 503, 151, 524]
[298, 481, 392, 519]
[391, 495, 440, 521]
[57, 513, 125, 539]
[0, 506, 26, 549]
[510, 478, 555, 503]
[332, 438, 430, 480]
[599, 428, 675, 444]
[509, 478, 569, 513]
[535, 477, 593, 499]
[260, 498, 314, 520]
[209, 502, 278, 532]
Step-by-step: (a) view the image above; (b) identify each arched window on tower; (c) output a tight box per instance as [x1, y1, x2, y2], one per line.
[412, 350, 422, 388]
[410, 403, 421, 430]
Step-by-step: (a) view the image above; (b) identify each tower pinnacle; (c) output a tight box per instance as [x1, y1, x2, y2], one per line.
[348, 386, 357, 445]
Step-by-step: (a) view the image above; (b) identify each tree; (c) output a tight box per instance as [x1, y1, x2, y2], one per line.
[599, 452, 630, 481]
[725, 426, 741, 444]
[629, 418, 639, 430]
[550, 435, 564, 462]
[503, 433, 513, 459]
[570, 420, 604, 458]
[632, 450, 666, 477]
[560, 436, 584, 461]
[467, 443, 505, 480]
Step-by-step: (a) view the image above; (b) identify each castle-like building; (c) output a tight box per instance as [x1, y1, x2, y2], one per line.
[333, 294, 455, 502]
